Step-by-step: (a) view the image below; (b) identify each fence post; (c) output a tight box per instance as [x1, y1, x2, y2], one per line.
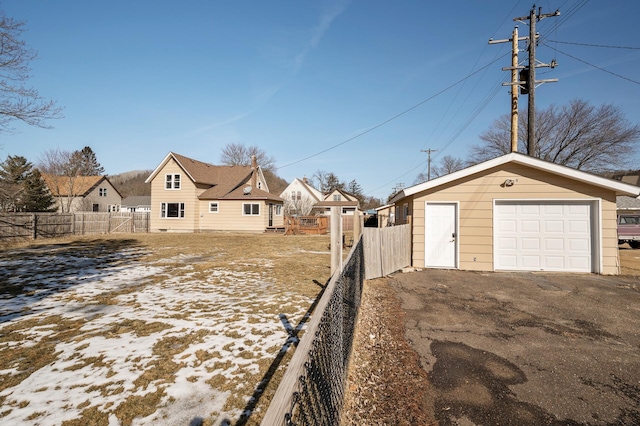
[331, 206, 342, 275]
[353, 210, 362, 242]
[32, 213, 37, 240]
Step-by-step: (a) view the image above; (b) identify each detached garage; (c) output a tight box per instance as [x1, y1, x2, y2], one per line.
[390, 153, 640, 275]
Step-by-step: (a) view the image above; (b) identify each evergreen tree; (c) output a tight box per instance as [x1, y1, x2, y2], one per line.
[0, 155, 32, 211]
[347, 179, 364, 202]
[70, 146, 105, 176]
[22, 168, 56, 212]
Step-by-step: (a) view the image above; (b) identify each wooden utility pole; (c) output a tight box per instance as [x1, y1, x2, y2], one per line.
[489, 28, 525, 152]
[490, 5, 559, 157]
[514, 5, 560, 156]
[510, 27, 519, 152]
[421, 149, 437, 180]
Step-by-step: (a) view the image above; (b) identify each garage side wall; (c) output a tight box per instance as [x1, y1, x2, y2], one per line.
[409, 164, 619, 274]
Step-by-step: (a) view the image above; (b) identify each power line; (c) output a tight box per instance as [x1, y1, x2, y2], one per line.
[545, 43, 640, 85]
[545, 39, 640, 50]
[276, 52, 510, 171]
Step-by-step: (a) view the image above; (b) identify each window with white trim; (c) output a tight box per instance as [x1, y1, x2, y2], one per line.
[275, 204, 282, 215]
[209, 202, 219, 213]
[333, 194, 341, 201]
[243, 203, 260, 216]
[165, 174, 181, 189]
[161, 202, 185, 218]
[99, 188, 107, 197]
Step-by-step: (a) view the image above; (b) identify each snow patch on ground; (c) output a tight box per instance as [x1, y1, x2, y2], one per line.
[0, 244, 311, 425]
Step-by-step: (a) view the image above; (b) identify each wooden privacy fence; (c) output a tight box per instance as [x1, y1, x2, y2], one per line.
[0, 212, 150, 241]
[363, 224, 412, 279]
[74, 212, 150, 234]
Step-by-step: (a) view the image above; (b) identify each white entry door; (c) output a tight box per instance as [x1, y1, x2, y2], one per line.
[425, 203, 457, 268]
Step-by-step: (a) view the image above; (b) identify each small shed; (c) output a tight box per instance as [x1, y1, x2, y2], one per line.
[390, 153, 640, 275]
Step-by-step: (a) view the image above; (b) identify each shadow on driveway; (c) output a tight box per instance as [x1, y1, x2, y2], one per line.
[389, 269, 640, 425]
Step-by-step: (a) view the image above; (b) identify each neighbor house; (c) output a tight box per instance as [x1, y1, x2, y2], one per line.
[389, 152, 640, 275]
[43, 174, 122, 213]
[145, 152, 284, 232]
[120, 196, 151, 213]
[313, 188, 360, 216]
[279, 177, 323, 216]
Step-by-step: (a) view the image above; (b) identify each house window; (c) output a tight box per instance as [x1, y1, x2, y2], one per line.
[333, 194, 341, 201]
[92, 204, 99, 212]
[209, 202, 219, 213]
[165, 174, 181, 190]
[275, 205, 282, 215]
[243, 203, 260, 216]
[161, 202, 185, 218]
[403, 203, 409, 220]
[99, 188, 107, 197]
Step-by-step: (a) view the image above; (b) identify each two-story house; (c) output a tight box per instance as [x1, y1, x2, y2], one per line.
[145, 152, 284, 232]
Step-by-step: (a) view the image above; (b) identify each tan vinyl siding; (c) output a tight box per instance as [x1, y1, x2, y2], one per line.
[198, 200, 279, 232]
[408, 164, 620, 274]
[150, 159, 199, 232]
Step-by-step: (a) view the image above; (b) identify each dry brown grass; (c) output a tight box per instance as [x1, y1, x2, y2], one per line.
[0, 232, 331, 425]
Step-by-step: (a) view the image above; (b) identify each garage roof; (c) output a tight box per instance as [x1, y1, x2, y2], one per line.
[390, 152, 640, 203]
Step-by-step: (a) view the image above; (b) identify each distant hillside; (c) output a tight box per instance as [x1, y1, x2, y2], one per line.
[109, 170, 153, 197]
[264, 170, 288, 196]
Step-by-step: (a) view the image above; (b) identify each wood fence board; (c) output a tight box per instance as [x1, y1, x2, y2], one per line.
[0, 212, 150, 240]
[363, 224, 411, 279]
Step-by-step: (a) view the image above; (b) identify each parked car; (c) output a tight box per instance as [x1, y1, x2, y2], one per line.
[617, 214, 640, 248]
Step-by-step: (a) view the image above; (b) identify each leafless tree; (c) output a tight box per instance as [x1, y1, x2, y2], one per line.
[219, 143, 275, 172]
[0, 11, 62, 134]
[414, 155, 467, 184]
[38, 148, 81, 212]
[284, 194, 316, 216]
[471, 99, 640, 172]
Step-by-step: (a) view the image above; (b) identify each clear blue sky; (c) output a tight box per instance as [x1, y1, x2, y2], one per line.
[2, 0, 639, 199]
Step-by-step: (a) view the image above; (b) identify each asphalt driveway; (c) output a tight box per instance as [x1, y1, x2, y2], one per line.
[389, 269, 640, 425]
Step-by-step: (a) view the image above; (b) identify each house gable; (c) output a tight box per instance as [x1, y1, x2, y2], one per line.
[42, 175, 122, 212]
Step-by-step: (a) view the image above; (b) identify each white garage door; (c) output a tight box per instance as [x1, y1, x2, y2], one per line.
[494, 201, 593, 272]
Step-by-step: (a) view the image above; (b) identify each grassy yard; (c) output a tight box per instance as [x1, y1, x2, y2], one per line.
[0, 233, 331, 425]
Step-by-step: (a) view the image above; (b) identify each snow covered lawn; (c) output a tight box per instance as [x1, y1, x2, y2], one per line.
[0, 233, 330, 425]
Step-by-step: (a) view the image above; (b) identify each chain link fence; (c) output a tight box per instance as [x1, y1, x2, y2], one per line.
[261, 237, 365, 426]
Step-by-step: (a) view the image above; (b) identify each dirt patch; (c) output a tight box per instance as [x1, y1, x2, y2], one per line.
[342, 279, 438, 426]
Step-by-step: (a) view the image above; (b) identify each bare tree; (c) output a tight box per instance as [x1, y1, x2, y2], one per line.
[38, 148, 79, 212]
[219, 143, 275, 172]
[472, 99, 640, 171]
[414, 155, 467, 184]
[0, 11, 62, 134]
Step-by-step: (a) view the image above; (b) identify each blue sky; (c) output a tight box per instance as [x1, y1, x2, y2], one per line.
[1, 0, 639, 199]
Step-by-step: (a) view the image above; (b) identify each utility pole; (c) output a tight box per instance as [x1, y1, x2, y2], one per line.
[421, 149, 437, 181]
[490, 27, 524, 152]
[514, 5, 560, 156]
[490, 5, 559, 157]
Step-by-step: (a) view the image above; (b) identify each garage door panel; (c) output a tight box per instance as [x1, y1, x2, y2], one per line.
[495, 201, 592, 272]
[546, 256, 565, 269]
[498, 237, 517, 250]
[522, 205, 540, 215]
[521, 238, 540, 250]
[545, 238, 564, 251]
[522, 220, 540, 232]
[545, 221, 564, 233]
[521, 255, 541, 268]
